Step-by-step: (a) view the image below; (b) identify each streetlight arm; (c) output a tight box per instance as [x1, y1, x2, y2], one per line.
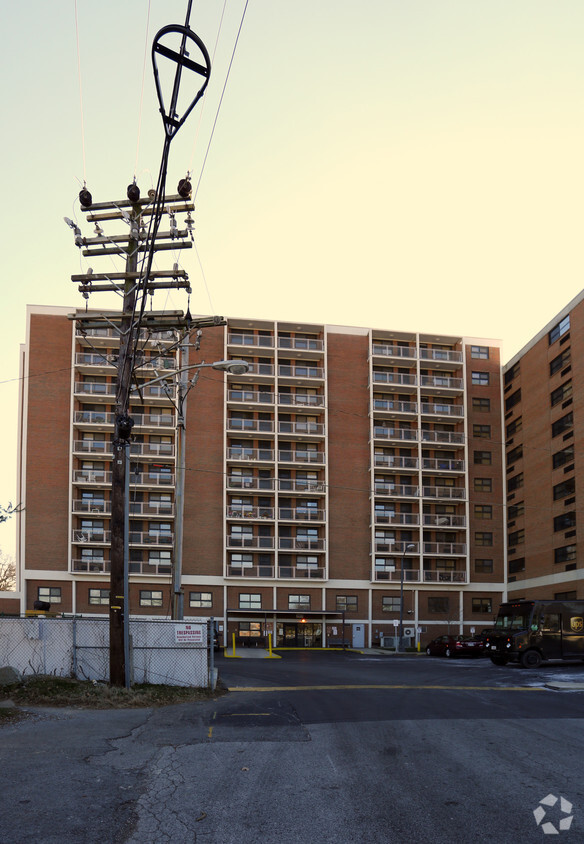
[130, 359, 249, 391]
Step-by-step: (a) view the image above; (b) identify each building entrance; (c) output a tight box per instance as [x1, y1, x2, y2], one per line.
[278, 623, 322, 647]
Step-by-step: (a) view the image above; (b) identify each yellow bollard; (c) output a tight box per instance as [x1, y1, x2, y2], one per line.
[268, 632, 273, 656]
[417, 641, 421, 652]
[232, 632, 236, 656]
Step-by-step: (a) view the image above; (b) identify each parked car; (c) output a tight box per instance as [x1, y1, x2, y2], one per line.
[425, 634, 484, 658]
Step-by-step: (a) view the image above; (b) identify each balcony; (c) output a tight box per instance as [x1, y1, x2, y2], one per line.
[278, 479, 326, 494]
[420, 430, 465, 446]
[72, 530, 109, 544]
[278, 421, 324, 437]
[373, 541, 419, 554]
[278, 508, 325, 522]
[278, 450, 325, 465]
[128, 530, 174, 546]
[420, 403, 464, 418]
[419, 349, 463, 365]
[227, 419, 275, 435]
[228, 389, 274, 406]
[278, 538, 326, 551]
[371, 344, 417, 361]
[73, 410, 175, 431]
[374, 483, 419, 498]
[373, 512, 420, 526]
[277, 565, 324, 579]
[129, 501, 175, 517]
[227, 507, 275, 520]
[423, 570, 468, 583]
[73, 469, 111, 485]
[75, 351, 115, 371]
[71, 559, 172, 576]
[423, 542, 467, 555]
[226, 564, 275, 578]
[277, 393, 325, 408]
[277, 337, 324, 353]
[278, 364, 324, 380]
[226, 447, 275, 463]
[420, 375, 464, 391]
[129, 442, 175, 459]
[422, 514, 465, 528]
[373, 455, 418, 471]
[127, 471, 175, 487]
[227, 536, 275, 549]
[240, 363, 275, 378]
[73, 499, 111, 515]
[373, 568, 420, 582]
[73, 440, 109, 456]
[227, 333, 274, 348]
[226, 476, 275, 491]
[373, 399, 417, 415]
[422, 458, 465, 472]
[72, 558, 111, 574]
[373, 427, 419, 443]
[422, 486, 466, 500]
[371, 372, 417, 391]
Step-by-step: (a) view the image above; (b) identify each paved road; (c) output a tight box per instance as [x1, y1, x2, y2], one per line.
[1, 652, 583, 843]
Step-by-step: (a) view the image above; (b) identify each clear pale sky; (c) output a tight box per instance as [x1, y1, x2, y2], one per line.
[2, 0, 584, 558]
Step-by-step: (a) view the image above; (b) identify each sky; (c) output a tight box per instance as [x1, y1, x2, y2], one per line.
[2, 0, 584, 559]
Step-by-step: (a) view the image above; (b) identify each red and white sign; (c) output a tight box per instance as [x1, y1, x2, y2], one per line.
[174, 623, 204, 644]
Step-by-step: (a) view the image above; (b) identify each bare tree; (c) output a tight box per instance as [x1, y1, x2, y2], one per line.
[0, 552, 16, 591]
[0, 502, 22, 524]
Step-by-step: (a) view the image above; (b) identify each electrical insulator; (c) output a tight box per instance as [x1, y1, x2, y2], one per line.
[79, 187, 92, 209]
[127, 182, 140, 203]
[177, 178, 192, 198]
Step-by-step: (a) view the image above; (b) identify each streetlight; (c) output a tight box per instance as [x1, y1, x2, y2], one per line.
[398, 543, 416, 652]
[130, 356, 250, 619]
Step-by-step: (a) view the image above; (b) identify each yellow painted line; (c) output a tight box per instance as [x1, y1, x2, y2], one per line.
[228, 684, 548, 693]
[207, 726, 213, 739]
[220, 712, 273, 717]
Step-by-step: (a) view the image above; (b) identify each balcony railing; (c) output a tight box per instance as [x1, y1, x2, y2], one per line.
[73, 499, 110, 514]
[73, 440, 109, 455]
[373, 513, 420, 526]
[73, 470, 111, 485]
[75, 382, 175, 400]
[75, 352, 114, 368]
[421, 403, 464, 417]
[422, 486, 466, 500]
[127, 472, 175, 487]
[74, 411, 175, 428]
[226, 476, 275, 491]
[278, 421, 324, 436]
[420, 375, 464, 390]
[278, 450, 325, 464]
[374, 483, 419, 497]
[373, 541, 419, 554]
[73, 440, 175, 458]
[278, 393, 325, 408]
[128, 531, 174, 546]
[371, 344, 417, 360]
[228, 390, 274, 404]
[239, 363, 275, 377]
[421, 430, 465, 445]
[423, 542, 467, 555]
[373, 455, 418, 470]
[373, 427, 419, 443]
[278, 337, 324, 352]
[422, 514, 465, 528]
[227, 507, 275, 519]
[421, 458, 465, 472]
[423, 570, 468, 583]
[72, 530, 109, 543]
[373, 569, 420, 582]
[419, 349, 463, 363]
[278, 538, 325, 551]
[278, 480, 325, 494]
[227, 447, 275, 462]
[277, 566, 324, 578]
[227, 536, 275, 549]
[72, 558, 111, 574]
[278, 365, 324, 379]
[373, 400, 417, 414]
[227, 333, 274, 348]
[71, 559, 172, 576]
[226, 564, 275, 577]
[227, 419, 275, 434]
[278, 508, 325, 521]
[372, 372, 417, 387]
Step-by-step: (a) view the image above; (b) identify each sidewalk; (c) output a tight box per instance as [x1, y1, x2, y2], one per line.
[222, 646, 424, 659]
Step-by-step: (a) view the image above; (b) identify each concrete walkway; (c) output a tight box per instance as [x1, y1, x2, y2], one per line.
[222, 646, 424, 659]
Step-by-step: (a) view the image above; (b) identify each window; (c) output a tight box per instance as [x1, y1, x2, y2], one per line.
[507, 473, 524, 493]
[472, 397, 491, 412]
[471, 346, 489, 359]
[551, 381, 572, 407]
[474, 505, 492, 519]
[506, 417, 522, 438]
[554, 545, 577, 564]
[508, 529, 525, 547]
[473, 424, 491, 439]
[336, 595, 358, 612]
[552, 412, 573, 438]
[553, 445, 574, 470]
[472, 598, 492, 614]
[507, 445, 523, 464]
[239, 622, 261, 638]
[555, 591, 578, 601]
[140, 590, 163, 607]
[288, 594, 310, 610]
[472, 372, 490, 386]
[509, 557, 525, 574]
[550, 349, 571, 376]
[88, 588, 109, 605]
[239, 593, 261, 609]
[549, 314, 570, 344]
[554, 512, 576, 532]
[474, 451, 492, 465]
[508, 501, 524, 520]
[474, 478, 492, 493]
[230, 553, 253, 568]
[504, 363, 520, 385]
[189, 591, 212, 608]
[382, 596, 400, 612]
[553, 478, 575, 501]
[505, 389, 521, 412]
[38, 586, 61, 605]
[428, 597, 449, 613]
[475, 532, 493, 546]
[475, 559, 494, 574]
[297, 555, 319, 570]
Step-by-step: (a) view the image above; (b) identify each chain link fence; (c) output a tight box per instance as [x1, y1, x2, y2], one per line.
[0, 617, 213, 687]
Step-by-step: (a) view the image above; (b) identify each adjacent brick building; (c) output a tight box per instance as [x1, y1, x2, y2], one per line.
[17, 306, 506, 647]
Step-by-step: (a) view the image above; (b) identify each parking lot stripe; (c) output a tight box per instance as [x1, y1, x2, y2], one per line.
[228, 684, 548, 692]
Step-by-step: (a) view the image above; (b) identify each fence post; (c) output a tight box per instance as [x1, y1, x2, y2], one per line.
[72, 617, 77, 679]
[209, 616, 215, 688]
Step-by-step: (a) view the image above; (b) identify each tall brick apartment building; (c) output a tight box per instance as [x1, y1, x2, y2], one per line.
[16, 305, 505, 647]
[503, 290, 584, 601]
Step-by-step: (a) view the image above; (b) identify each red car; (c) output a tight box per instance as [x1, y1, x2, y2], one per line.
[425, 634, 484, 658]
